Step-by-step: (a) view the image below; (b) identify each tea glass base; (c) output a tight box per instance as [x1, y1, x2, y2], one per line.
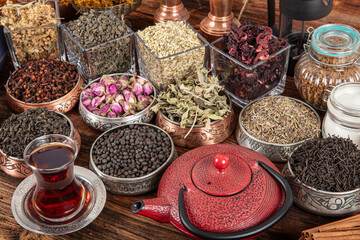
[11, 166, 106, 235]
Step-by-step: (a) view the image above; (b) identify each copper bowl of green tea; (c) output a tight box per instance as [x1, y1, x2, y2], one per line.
[236, 96, 321, 162]
[282, 136, 360, 217]
[154, 69, 236, 148]
[0, 108, 81, 178]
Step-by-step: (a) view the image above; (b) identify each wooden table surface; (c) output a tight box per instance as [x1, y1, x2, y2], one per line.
[1, 0, 359, 239]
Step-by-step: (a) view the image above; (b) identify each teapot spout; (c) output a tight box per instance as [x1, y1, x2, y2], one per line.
[131, 197, 170, 223]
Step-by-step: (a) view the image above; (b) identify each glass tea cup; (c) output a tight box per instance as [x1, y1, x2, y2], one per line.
[23, 134, 85, 222]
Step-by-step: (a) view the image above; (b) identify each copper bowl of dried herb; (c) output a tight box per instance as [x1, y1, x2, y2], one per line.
[153, 69, 235, 148]
[282, 137, 360, 217]
[0, 108, 81, 178]
[236, 96, 321, 162]
[5, 58, 84, 114]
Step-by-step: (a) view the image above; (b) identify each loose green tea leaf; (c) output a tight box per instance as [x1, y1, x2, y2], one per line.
[242, 96, 320, 144]
[151, 68, 230, 128]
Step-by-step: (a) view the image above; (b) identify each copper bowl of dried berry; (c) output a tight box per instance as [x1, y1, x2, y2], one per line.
[89, 123, 177, 195]
[5, 58, 84, 114]
[0, 108, 81, 178]
[236, 96, 321, 162]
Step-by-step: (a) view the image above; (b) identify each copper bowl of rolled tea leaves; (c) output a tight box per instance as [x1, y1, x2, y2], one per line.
[236, 96, 321, 162]
[5, 58, 84, 113]
[153, 68, 236, 149]
[0, 108, 81, 178]
[282, 136, 360, 217]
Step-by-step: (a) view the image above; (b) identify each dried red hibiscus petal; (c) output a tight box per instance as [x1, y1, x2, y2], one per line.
[222, 19, 288, 101]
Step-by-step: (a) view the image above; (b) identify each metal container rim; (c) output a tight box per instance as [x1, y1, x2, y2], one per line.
[89, 122, 176, 182]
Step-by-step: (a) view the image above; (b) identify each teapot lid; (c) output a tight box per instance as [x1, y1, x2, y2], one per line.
[191, 153, 252, 196]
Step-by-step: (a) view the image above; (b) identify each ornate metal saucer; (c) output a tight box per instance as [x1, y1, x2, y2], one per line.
[11, 166, 106, 235]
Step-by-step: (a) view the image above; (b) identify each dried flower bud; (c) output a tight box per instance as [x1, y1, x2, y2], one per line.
[142, 83, 153, 96]
[91, 96, 105, 108]
[132, 82, 143, 96]
[111, 102, 123, 115]
[90, 83, 105, 96]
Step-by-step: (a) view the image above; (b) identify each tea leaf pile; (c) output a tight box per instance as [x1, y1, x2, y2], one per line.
[291, 137, 360, 192]
[0, 108, 70, 158]
[151, 68, 230, 128]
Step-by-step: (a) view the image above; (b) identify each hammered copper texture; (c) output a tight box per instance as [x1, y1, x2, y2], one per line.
[0, 127, 82, 178]
[6, 76, 84, 114]
[155, 107, 236, 148]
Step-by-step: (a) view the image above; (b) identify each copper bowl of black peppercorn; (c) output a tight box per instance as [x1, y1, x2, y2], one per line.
[0, 108, 81, 178]
[89, 123, 177, 195]
[5, 58, 84, 114]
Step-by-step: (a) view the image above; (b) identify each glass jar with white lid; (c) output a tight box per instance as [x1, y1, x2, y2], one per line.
[322, 82, 360, 149]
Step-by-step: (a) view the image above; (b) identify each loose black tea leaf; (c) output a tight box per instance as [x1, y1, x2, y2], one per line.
[242, 96, 320, 144]
[92, 124, 171, 178]
[0, 108, 71, 158]
[291, 137, 360, 192]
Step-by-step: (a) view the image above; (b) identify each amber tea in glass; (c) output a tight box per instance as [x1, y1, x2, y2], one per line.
[24, 134, 85, 222]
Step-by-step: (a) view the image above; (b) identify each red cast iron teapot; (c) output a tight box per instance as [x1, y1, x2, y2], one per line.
[132, 144, 293, 239]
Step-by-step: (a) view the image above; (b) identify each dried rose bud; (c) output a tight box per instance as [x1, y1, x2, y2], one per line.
[107, 111, 116, 118]
[90, 83, 105, 96]
[114, 93, 125, 103]
[100, 104, 110, 116]
[132, 82, 143, 96]
[111, 102, 123, 115]
[83, 89, 96, 97]
[137, 95, 151, 103]
[82, 97, 92, 108]
[136, 101, 149, 111]
[125, 92, 136, 104]
[106, 83, 118, 95]
[142, 83, 153, 96]
[136, 77, 146, 85]
[91, 96, 105, 108]
[92, 109, 101, 116]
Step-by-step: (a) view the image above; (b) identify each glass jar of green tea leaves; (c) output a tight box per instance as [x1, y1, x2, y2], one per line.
[294, 24, 360, 111]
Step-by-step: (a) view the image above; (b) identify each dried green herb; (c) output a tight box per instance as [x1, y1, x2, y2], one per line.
[1, 0, 60, 65]
[291, 136, 360, 192]
[242, 96, 320, 144]
[151, 68, 230, 128]
[137, 20, 205, 90]
[63, 10, 132, 80]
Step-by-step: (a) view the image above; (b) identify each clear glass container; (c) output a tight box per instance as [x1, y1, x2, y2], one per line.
[135, 19, 209, 91]
[210, 37, 290, 108]
[294, 24, 360, 111]
[61, 13, 135, 82]
[3, 0, 64, 69]
[323, 82, 360, 149]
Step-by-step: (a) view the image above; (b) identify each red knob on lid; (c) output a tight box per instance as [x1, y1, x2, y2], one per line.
[213, 154, 229, 173]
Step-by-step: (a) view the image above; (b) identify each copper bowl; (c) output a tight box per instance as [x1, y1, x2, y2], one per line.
[155, 94, 235, 148]
[0, 111, 81, 178]
[5, 73, 84, 114]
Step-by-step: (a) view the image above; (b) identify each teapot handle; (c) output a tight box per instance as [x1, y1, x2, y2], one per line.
[178, 161, 293, 240]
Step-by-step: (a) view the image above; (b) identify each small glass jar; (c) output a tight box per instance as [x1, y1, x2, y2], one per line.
[294, 24, 360, 111]
[322, 82, 360, 149]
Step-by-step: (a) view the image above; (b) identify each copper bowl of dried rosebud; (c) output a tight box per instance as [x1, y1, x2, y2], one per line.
[5, 58, 84, 114]
[79, 73, 156, 131]
[0, 108, 81, 178]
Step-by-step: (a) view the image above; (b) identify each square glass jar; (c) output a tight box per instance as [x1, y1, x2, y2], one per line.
[61, 14, 135, 82]
[210, 37, 290, 107]
[135, 19, 209, 91]
[3, 0, 64, 69]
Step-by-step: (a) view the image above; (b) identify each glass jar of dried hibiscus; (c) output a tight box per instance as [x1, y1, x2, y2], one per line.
[210, 20, 291, 107]
[294, 24, 360, 111]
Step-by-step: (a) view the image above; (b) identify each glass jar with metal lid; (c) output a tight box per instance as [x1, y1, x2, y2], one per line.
[294, 24, 360, 111]
[322, 82, 360, 149]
